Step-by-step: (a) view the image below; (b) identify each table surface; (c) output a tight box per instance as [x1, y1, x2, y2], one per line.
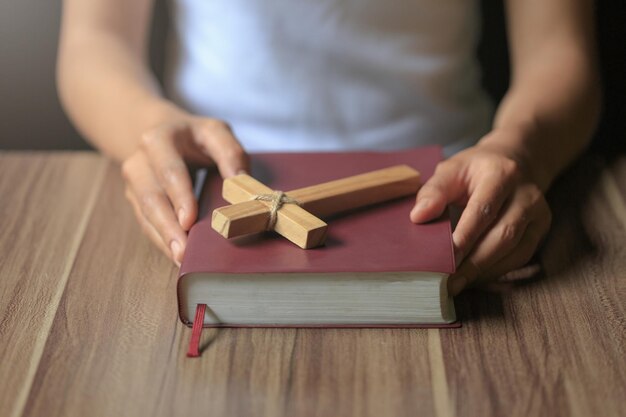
[1, 151, 624, 417]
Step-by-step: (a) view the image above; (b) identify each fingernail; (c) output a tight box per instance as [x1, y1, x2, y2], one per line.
[415, 199, 430, 212]
[170, 240, 183, 266]
[410, 199, 430, 218]
[448, 275, 467, 297]
[454, 248, 464, 268]
[177, 208, 186, 225]
[236, 169, 248, 175]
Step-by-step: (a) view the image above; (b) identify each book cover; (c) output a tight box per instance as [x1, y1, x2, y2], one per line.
[178, 146, 456, 327]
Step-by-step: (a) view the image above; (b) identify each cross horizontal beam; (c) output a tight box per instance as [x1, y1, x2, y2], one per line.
[212, 164, 421, 248]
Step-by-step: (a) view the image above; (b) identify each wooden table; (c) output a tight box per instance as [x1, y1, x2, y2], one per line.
[1, 151, 624, 417]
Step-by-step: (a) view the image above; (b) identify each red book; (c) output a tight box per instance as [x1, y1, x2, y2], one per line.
[178, 146, 457, 339]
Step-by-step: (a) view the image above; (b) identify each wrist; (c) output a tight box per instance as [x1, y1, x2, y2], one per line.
[476, 123, 553, 191]
[137, 98, 189, 131]
[114, 98, 190, 163]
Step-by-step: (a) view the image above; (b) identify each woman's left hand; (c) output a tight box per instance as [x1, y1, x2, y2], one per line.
[410, 133, 552, 296]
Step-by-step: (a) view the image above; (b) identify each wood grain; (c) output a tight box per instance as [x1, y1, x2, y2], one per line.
[0, 152, 107, 417]
[0, 152, 624, 417]
[287, 164, 421, 217]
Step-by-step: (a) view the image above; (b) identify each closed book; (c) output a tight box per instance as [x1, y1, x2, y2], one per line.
[178, 146, 457, 328]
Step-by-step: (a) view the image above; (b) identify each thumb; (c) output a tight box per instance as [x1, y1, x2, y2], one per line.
[410, 163, 463, 223]
[193, 119, 250, 178]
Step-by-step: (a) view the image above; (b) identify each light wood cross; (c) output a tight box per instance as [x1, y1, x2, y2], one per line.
[211, 165, 421, 249]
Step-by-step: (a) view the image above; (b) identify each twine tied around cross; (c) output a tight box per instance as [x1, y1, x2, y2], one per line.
[254, 191, 301, 230]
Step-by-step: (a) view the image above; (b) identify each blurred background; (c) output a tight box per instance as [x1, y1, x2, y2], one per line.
[0, 0, 624, 152]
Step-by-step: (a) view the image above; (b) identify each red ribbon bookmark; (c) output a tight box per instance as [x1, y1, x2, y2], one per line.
[187, 304, 207, 358]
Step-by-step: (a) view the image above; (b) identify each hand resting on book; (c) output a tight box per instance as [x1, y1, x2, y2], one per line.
[121, 113, 250, 267]
[410, 131, 552, 296]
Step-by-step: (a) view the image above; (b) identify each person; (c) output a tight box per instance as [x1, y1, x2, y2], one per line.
[57, 0, 600, 295]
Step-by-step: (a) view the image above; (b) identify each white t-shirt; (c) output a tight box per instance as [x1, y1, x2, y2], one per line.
[165, 0, 493, 155]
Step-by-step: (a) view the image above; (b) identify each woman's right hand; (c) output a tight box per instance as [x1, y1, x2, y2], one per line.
[121, 111, 249, 266]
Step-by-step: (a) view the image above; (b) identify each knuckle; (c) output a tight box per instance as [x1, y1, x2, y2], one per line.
[479, 203, 494, 219]
[121, 158, 134, 180]
[160, 225, 182, 246]
[139, 192, 160, 216]
[418, 185, 438, 200]
[527, 183, 542, 198]
[140, 131, 159, 149]
[500, 157, 521, 180]
[469, 199, 495, 220]
[140, 124, 180, 149]
[500, 222, 520, 243]
[518, 204, 533, 223]
[223, 146, 244, 161]
[526, 185, 545, 208]
[433, 162, 447, 174]
[419, 183, 445, 203]
[205, 119, 230, 132]
[435, 159, 457, 174]
[160, 162, 185, 185]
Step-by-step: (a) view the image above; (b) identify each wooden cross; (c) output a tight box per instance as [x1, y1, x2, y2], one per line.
[211, 165, 421, 249]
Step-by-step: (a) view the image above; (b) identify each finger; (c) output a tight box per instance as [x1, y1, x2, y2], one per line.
[122, 153, 188, 264]
[448, 187, 550, 296]
[475, 212, 551, 284]
[410, 161, 465, 223]
[449, 187, 535, 292]
[451, 174, 513, 262]
[192, 120, 249, 178]
[449, 216, 528, 295]
[141, 128, 198, 230]
[447, 258, 480, 297]
[125, 187, 174, 262]
[449, 220, 547, 295]
[498, 263, 542, 282]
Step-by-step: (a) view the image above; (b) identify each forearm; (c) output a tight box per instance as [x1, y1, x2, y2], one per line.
[481, 0, 602, 191]
[57, 32, 182, 161]
[57, 0, 186, 162]
[480, 44, 601, 191]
